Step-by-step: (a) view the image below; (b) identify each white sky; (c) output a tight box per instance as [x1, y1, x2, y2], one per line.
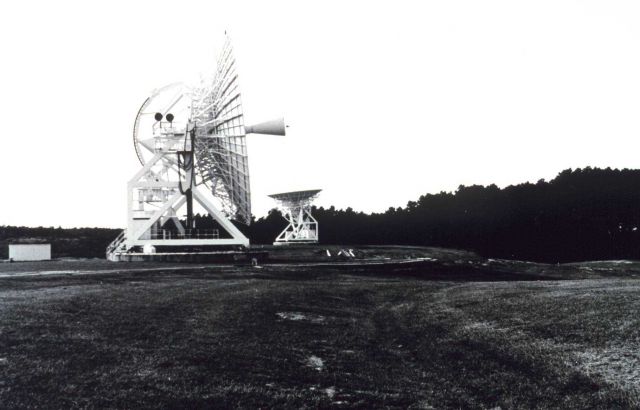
[1, 1, 640, 228]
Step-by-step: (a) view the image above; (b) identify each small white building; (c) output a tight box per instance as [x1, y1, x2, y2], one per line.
[8, 244, 51, 261]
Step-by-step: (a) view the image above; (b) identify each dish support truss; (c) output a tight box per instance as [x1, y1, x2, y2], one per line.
[107, 123, 249, 261]
[270, 191, 321, 245]
[107, 35, 286, 260]
[191, 36, 252, 225]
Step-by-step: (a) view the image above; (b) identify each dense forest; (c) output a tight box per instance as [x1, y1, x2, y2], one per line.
[248, 167, 640, 263]
[3, 168, 640, 263]
[0, 226, 121, 260]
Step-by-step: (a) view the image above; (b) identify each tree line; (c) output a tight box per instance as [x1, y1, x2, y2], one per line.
[2, 168, 640, 263]
[247, 167, 640, 263]
[0, 226, 121, 259]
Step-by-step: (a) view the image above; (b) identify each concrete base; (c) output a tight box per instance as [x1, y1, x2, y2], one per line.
[273, 241, 319, 246]
[109, 250, 269, 263]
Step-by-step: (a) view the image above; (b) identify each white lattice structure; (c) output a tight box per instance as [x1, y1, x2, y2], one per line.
[107, 36, 285, 261]
[269, 190, 321, 245]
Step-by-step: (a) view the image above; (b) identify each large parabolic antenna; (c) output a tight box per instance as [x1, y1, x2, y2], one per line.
[269, 189, 321, 245]
[107, 36, 285, 261]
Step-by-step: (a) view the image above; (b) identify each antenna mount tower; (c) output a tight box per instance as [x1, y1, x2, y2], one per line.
[106, 35, 285, 261]
[269, 189, 321, 245]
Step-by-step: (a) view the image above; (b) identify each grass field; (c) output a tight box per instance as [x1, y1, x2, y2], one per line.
[0, 248, 639, 408]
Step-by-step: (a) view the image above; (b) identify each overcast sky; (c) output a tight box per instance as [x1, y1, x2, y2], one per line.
[1, 1, 640, 228]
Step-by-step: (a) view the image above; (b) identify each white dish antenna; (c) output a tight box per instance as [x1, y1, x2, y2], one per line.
[107, 35, 285, 260]
[269, 189, 321, 245]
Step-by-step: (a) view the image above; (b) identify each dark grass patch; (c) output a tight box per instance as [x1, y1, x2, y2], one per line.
[0, 268, 638, 408]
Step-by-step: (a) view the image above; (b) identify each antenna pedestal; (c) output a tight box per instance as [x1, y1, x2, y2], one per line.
[273, 208, 319, 245]
[107, 125, 249, 261]
[269, 189, 321, 246]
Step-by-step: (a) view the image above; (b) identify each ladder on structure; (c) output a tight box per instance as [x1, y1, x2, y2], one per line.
[106, 230, 127, 261]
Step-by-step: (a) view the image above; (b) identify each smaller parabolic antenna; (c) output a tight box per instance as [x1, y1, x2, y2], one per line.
[269, 189, 321, 245]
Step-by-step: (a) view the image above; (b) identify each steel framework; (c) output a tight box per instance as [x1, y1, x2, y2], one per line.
[107, 36, 282, 261]
[269, 190, 321, 245]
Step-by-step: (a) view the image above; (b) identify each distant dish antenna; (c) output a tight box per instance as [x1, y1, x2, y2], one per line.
[107, 35, 285, 260]
[269, 189, 321, 245]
